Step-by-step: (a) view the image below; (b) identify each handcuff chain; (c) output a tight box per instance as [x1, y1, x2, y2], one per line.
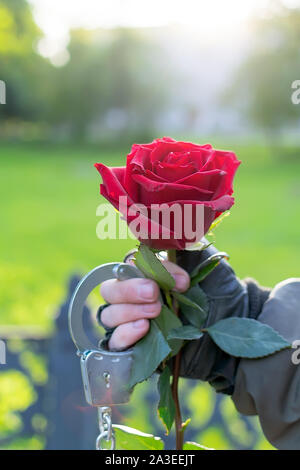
[96, 406, 115, 450]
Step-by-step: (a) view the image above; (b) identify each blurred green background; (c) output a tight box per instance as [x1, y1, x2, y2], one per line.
[0, 0, 300, 450]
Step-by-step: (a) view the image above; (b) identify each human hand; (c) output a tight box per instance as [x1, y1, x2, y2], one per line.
[99, 261, 190, 351]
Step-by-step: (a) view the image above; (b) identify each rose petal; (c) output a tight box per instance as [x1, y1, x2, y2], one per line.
[153, 161, 197, 182]
[144, 169, 168, 183]
[94, 163, 131, 200]
[202, 149, 240, 173]
[126, 207, 188, 251]
[164, 152, 192, 165]
[187, 149, 214, 169]
[175, 168, 226, 191]
[171, 195, 235, 212]
[127, 147, 152, 172]
[131, 173, 214, 204]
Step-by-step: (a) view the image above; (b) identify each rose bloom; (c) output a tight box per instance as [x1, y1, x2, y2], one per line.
[95, 137, 241, 250]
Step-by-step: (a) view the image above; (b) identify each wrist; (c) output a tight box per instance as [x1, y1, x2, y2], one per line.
[243, 278, 271, 319]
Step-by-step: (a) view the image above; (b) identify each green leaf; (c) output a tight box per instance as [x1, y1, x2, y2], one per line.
[172, 291, 203, 311]
[208, 210, 230, 233]
[134, 244, 175, 291]
[191, 259, 220, 286]
[183, 441, 213, 450]
[167, 325, 203, 341]
[155, 305, 183, 356]
[181, 418, 192, 431]
[205, 317, 291, 358]
[190, 252, 229, 279]
[129, 320, 171, 387]
[113, 425, 164, 450]
[157, 366, 175, 434]
[185, 241, 213, 252]
[155, 305, 182, 336]
[134, 249, 156, 279]
[178, 285, 208, 328]
[148, 248, 165, 254]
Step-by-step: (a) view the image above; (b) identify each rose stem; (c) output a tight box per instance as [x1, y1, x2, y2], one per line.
[167, 248, 184, 450]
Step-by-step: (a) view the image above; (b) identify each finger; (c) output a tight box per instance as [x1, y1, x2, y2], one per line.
[108, 319, 150, 351]
[101, 301, 161, 328]
[161, 260, 190, 292]
[100, 278, 159, 304]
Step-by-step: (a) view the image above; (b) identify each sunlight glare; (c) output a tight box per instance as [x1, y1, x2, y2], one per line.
[29, 0, 295, 58]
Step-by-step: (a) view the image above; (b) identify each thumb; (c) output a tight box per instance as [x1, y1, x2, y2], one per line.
[162, 260, 190, 293]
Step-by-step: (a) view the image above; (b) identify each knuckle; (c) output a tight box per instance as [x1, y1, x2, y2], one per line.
[122, 281, 138, 301]
[100, 279, 113, 301]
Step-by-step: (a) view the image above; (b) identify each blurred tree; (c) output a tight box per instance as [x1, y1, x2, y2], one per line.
[49, 28, 170, 141]
[0, 0, 52, 126]
[47, 28, 111, 140]
[0, 2, 172, 142]
[224, 4, 300, 138]
[0, 0, 39, 56]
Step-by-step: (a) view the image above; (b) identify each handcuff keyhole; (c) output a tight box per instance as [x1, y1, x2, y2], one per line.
[103, 371, 111, 388]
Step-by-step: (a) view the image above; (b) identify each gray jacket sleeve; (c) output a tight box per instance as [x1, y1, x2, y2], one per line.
[175, 247, 271, 394]
[232, 278, 300, 450]
[176, 248, 300, 449]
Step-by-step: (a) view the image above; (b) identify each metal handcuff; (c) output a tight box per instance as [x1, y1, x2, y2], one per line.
[68, 262, 144, 450]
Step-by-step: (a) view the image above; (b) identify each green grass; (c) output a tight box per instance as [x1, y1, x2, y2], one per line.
[1, 143, 134, 328]
[1, 140, 299, 328]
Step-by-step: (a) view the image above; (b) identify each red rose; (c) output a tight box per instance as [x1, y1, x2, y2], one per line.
[95, 137, 241, 250]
